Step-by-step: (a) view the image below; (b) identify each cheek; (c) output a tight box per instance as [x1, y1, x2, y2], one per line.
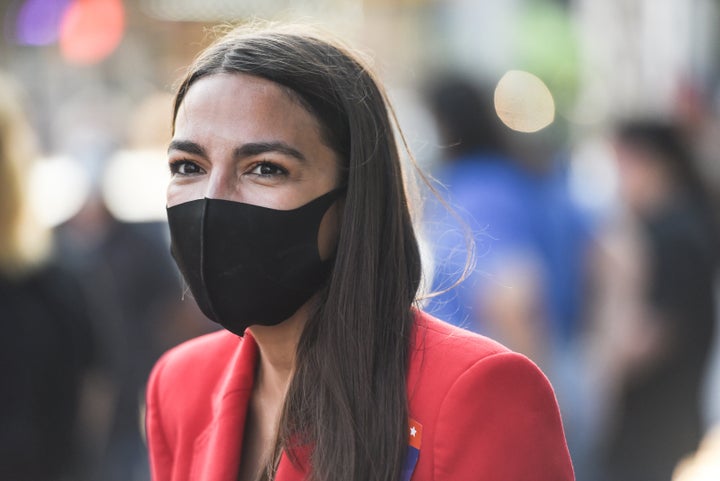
[317, 202, 342, 260]
[166, 179, 207, 207]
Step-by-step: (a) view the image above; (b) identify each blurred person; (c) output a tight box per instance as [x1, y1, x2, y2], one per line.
[673, 80, 720, 429]
[598, 120, 719, 481]
[673, 80, 720, 219]
[54, 192, 203, 481]
[0, 72, 97, 480]
[421, 72, 592, 365]
[53, 92, 215, 481]
[145, 24, 575, 481]
[421, 73, 598, 477]
[421, 72, 547, 358]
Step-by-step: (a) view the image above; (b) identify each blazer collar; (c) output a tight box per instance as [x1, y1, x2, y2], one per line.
[191, 330, 310, 481]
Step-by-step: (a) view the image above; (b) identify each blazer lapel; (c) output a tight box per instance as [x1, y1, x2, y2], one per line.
[188, 330, 312, 481]
[190, 331, 259, 481]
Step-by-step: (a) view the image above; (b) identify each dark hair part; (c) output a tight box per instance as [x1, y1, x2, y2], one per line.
[173, 24, 423, 481]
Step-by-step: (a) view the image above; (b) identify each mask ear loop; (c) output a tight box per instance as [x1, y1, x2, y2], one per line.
[181, 281, 193, 301]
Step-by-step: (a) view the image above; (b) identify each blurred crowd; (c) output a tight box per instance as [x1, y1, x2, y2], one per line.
[0, 72, 217, 481]
[2, 1, 720, 481]
[421, 72, 720, 481]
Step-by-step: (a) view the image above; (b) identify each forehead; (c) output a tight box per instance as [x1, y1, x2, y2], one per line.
[173, 73, 324, 145]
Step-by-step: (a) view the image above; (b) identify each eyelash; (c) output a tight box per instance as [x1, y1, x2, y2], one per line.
[169, 159, 203, 176]
[248, 161, 288, 177]
[168, 159, 289, 178]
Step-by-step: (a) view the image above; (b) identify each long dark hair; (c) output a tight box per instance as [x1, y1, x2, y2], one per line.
[172, 24, 423, 481]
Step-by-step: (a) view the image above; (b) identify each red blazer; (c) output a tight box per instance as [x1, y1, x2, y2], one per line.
[146, 311, 574, 480]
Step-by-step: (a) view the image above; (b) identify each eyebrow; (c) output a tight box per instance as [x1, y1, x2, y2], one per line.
[235, 142, 306, 162]
[168, 139, 206, 157]
[168, 139, 306, 162]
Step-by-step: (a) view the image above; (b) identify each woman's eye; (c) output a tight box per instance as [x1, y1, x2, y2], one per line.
[250, 162, 287, 177]
[169, 160, 204, 176]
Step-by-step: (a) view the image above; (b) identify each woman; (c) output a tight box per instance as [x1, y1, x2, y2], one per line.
[146, 24, 574, 481]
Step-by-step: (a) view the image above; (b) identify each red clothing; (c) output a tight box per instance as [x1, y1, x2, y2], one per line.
[146, 311, 574, 480]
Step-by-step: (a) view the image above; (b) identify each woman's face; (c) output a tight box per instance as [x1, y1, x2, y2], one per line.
[168, 73, 342, 257]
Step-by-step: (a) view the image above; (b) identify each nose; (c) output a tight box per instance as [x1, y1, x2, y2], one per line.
[204, 167, 237, 201]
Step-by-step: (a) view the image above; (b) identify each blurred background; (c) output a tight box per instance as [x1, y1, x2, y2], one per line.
[1, 0, 719, 480]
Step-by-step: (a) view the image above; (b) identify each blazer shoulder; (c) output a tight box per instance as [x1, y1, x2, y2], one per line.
[407, 311, 515, 411]
[412, 310, 510, 366]
[408, 311, 574, 480]
[431, 351, 574, 480]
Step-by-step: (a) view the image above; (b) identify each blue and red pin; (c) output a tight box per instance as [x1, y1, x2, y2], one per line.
[401, 418, 423, 481]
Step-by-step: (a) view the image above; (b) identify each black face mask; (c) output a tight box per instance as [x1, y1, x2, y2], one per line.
[166, 189, 343, 336]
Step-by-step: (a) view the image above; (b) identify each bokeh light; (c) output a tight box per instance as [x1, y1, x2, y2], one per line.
[14, 0, 72, 45]
[494, 69, 555, 133]
[673, 427, 720, 481]
[28, 155, 91, 227]
[59, 0, 125, 65]
[102, 149, 170, 223]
